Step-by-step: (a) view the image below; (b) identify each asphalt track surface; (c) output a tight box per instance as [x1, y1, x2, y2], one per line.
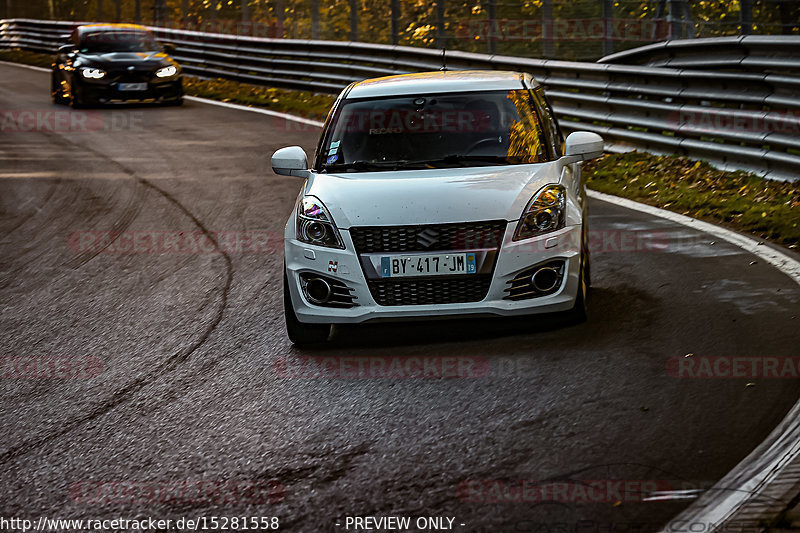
[1, 63, 799, 532]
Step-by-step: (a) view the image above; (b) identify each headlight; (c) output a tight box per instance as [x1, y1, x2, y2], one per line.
[513, 184, 566, 241]
[80, 67, 106, 79]
[296, 196, 344, 249]
[155, 65, 178, 78]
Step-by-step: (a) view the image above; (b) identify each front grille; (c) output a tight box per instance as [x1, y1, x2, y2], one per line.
[350, 221, 507, 254]
[107, 70, 153, 84]
[368, 276, 492, 306]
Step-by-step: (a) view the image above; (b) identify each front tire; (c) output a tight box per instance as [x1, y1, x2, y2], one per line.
[565, 252, 589, 324]
[69, 81, 88, 108]
[284, 269, 331, 345]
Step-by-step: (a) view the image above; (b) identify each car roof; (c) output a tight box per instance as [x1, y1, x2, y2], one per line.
[345, 70, 536, 99]
[77, 23, 152, 36]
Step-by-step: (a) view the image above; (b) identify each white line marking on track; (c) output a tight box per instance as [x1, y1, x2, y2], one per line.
[0, 60, 50, 72]
[587, 190, 800, 286]
[184, 96, 326, 128]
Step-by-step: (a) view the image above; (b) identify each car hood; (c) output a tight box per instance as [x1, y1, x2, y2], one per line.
[305, 163, 561, 228]
[77, 51, 174, 68]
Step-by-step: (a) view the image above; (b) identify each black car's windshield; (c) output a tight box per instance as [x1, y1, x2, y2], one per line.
[79, 31, 161, 53]
[320, 89, 549, 172]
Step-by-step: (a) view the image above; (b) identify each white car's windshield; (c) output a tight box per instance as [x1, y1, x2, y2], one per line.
[320, 89, 549, 172]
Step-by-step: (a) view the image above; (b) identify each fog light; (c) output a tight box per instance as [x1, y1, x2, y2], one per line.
[304, 278, 332, 304]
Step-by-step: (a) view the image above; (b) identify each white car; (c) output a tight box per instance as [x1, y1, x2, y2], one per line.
[273, 70, 603, 344]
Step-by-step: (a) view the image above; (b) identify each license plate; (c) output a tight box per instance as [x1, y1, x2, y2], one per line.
[118, 83, 147, 91]
[380, 253, 477, 278]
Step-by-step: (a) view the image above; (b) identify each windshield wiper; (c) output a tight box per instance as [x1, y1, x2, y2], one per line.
[324, 160, 427, 172]
[397, 154, 509, 168]
[324, 155, 509, 172]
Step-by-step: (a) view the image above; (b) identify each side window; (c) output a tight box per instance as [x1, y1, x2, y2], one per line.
[504, 90, 548, 163]
[532, 86, 564, 158]
[313, 95, 346, 171]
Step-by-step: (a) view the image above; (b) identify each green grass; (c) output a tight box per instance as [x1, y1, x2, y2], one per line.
[181, 76, 335, 119]
[584, 152, 799, 247]
[0, 48, 53, 68]
[2, 48, 798, 248]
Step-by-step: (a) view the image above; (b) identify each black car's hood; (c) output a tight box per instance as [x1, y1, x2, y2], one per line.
[77, 51, 174, 69]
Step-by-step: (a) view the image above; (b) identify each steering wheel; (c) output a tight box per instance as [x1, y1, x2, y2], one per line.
[464, 136, 503, 155]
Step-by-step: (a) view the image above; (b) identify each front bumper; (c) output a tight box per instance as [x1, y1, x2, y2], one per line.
[285, 222, 582, 324]
[76, 78, 182, 104]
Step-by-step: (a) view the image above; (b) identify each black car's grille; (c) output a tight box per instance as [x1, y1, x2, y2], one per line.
[108, 70, 153, 84]
[368, 276, 492, 306]
[350, 221, 507, 254]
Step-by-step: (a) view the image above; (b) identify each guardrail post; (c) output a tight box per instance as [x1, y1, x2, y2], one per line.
[242, 0, 249, 23]
[436, 0, 445, 49]
[666, 0, 679, 38]
[135, 0, 141, 23]
[311, 0, 319, 39]
[391, 0, 399, 45]
[153, 0, 167, 25]
[181, 0, 188, 26]
[602, 0, 613, 56]
[276, 0, 285, 37]
[542, 0, 553, 58]
[740, 0, 753, 35]
[487, 0, 496, 55]
[349, 0, 358, 41]
[97, 0, 103, 20]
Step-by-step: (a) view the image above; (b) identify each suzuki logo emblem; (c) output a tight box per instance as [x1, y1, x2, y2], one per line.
[417, 229, 440, 249]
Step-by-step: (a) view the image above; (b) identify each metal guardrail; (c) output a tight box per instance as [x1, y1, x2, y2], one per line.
[2, 18, 799, 181]
[598, 35, 800, 75]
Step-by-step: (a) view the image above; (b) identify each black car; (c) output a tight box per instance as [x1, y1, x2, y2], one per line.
[51, 24, 183, 107]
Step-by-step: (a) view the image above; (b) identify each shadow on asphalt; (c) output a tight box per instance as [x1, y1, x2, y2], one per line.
[293, 286, 637, 351]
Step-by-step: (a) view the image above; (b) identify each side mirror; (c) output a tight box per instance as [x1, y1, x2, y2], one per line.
[564, 131, 604, 161]
[161, 42, 176, 55]
[57, 44, 75, 54]
[272, 146, 309, 177]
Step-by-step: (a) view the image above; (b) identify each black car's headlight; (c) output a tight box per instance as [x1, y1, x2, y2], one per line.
[155, 65, 178, 78]
[80, 67, 106, 79]
[296, 196, 344, 249]
[513, 184, 566, 241]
